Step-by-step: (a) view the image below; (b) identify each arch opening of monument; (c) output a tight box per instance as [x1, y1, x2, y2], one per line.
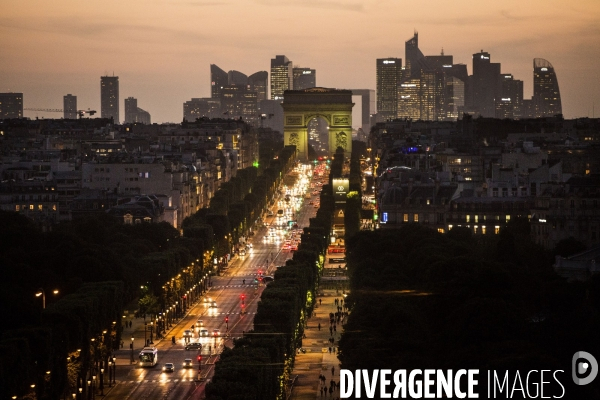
[282, 88, 354, 161]
[306, 116, 329, 157]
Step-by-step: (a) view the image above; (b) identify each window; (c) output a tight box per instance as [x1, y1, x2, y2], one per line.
[38, 204, 43, 210]
[15, 205, 20, 211]
[493, 188, 498, 197]
[495, 226, 500, 234]
[482, 225, 486, 235]
[473, 225, 478, 234]
[438, 228, 445, 233]
[448, 224, 453, 230]
[413, 214, 419, 222]
[474, 215, 479, 223]
[506, 215, 511, 222]
[426, 199, 430, 205]
[52, 204, 57, 211]
[466, 215, 470, 223]
[29, 204, 34, 210]
[403, 214, 409, 222]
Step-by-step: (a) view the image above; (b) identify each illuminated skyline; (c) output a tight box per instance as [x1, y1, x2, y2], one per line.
[1, 0, 599, 123]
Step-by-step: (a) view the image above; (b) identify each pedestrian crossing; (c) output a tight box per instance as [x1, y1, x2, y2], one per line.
[204, 312, 257, 316]
[118, 378, 199, 384]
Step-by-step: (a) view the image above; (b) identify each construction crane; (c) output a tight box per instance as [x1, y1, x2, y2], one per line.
[24, 108, 97, 119]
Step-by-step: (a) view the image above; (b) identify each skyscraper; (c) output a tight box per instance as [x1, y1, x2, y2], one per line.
[405, 32, 428, 79]
[293, 67, 316, 90]
[270, 55, 293, 100]
[533, 58, 562, 117]
[471, 50, 501, 118]
[228, 70, 248, 86]
[497, 74, 523, 119]
[101, 76, 119, 122]
[0, 92, 23, 119]
[376, 58, 402, 121]
[63, 94, 77, 119]
[248, 71, 268, 102]
[220, 85, 258, 126]
[124, 97, 151, 124]
[183, 98, 221, 121]
[211, 64, 228, 99]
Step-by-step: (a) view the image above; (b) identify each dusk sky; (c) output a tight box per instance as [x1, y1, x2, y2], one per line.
[2, 0, 599, 123]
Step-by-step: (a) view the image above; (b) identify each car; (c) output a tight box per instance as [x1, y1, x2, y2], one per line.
[267, 210, 274, 216]
[163, 363, 175, 372]
[262, 276, 274, 282]
[185, 342, 202, 350]
[209, 301, 217, 308]
[183, 329, 193, 337]
[196, 319, 204, 326]
[183, 358, 194, 368]
[213, 329, 220, 337]
[199, 328, 209, 336]
[239, 249, 247, 256]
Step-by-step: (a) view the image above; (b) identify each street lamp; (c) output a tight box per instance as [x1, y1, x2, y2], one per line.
[100, 368, 104, 396]
[112, 356, 116, 384]
[107, 362, 112, 387]
[149, 321, 154, 344]
[92, 375, 96, 400]
[87, 380, 91, 400]
[35, 288, 59, 309]
[130, 337, 134, 363]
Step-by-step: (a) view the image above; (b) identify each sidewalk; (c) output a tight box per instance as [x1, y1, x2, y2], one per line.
[289, 288, 347, 400]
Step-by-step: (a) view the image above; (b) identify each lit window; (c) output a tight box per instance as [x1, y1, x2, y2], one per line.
[506, 215, 511, 222]
[466, 215, 470, 223]
[474, 215, 479, 223]
[437, 228, 445, 233]
[426, 199, 430, 205]
[15, 205, 20, 211]
[474, 225, 478, 234]
[482, 226, 486, 235]
[495, 226, 500, 234]
[413, 214, 419, 222]
[30, 205, 34, 210]
[403, 214, 409, 222]
[448, 224, 453, 230]
[38, 204, 43, 210]
[52, 205, 57, 211]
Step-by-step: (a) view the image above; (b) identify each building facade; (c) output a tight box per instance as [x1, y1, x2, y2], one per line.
[293, 67, 316, 90]
[211, 64, 228, 99]
[124, 97, 151, 124]
[101, 76, 119, 123]
[376, 58, 402, 121]
[0, 93, 23, 119]
[270, 55, 293, 101]
[533, 58, 562, 117]
[63, 94, 77, 119]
